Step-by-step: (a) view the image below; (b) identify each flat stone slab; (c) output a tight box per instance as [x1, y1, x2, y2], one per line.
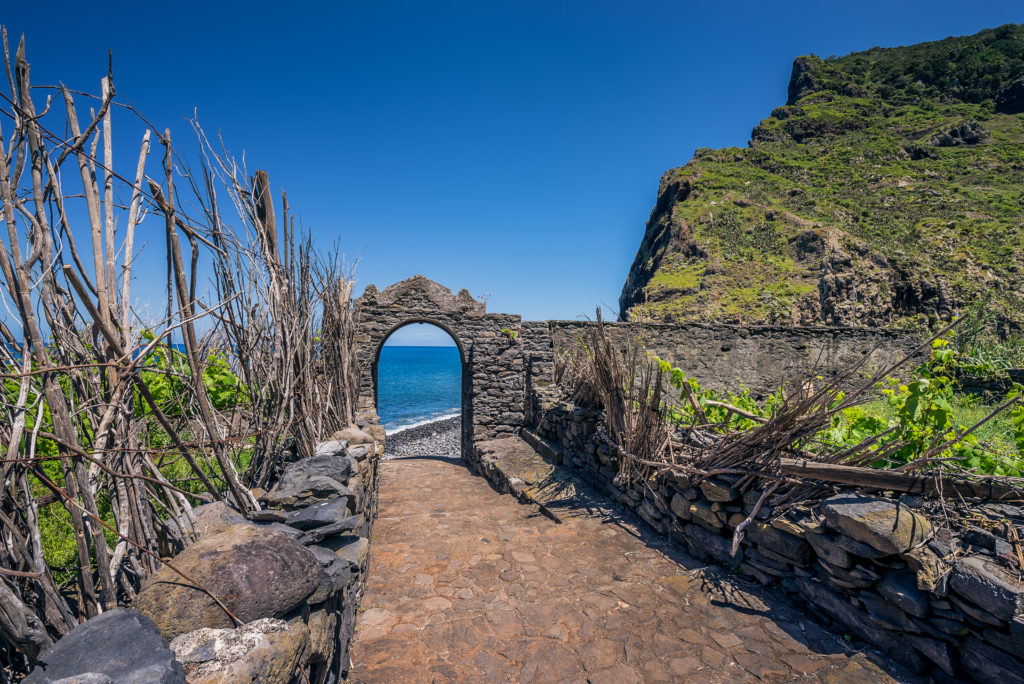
[265, 452, 355, 509]
[950, 556, 1024, 622]
[821, 494, 931, 555]
[474, 438, 615, 521]
[348, 455, 912, 683]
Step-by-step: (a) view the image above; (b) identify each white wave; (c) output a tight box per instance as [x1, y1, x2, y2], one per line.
[386, 412, 461, 435]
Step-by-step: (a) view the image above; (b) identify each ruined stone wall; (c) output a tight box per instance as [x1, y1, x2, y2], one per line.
[529, 403, 1024, 684]
[354, 277, 924, 453]
[355, 276, 530, 451]
[546, 321, 922, 396]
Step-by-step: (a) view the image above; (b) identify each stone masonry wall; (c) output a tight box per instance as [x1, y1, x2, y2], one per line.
[546, 321, 922, 396]
[25, 419, 385, 684]
[355, 276, 532, 454]
[354, 276, 923, 457]
[530, 402, 1024, 684]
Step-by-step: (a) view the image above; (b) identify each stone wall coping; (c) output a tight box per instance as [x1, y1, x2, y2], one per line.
[544, 319, 922, 337]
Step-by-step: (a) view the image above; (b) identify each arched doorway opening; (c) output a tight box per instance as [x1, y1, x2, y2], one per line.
[373, 321, 467, 459]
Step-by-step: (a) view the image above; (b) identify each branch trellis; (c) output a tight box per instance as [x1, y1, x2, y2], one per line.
[0, 29, 359, 674]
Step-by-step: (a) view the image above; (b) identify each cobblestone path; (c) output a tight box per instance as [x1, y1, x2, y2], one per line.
[349, 456, 910, 683]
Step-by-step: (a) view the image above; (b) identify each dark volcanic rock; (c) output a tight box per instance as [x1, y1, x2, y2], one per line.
[133, 524, 320, 640]
[683, 523, 739, 566]
[794, 577, 928, 670]
[285, 496, 357, 530]
[960, 635, 1024, 684]
[821, 494, 930, 555]
[333, 536, 370, 572]
[307, 546, 356, 604]
[300, 515, 363, 545]
[876, 570, 930, 618]
[787, 55, 821, 105]
[25, 609, 185, 684]
[265, 452, 355, 509]
[949, 556, 1024, 622]
[383, 416, 460, 460]
[930, 120, 988, 146]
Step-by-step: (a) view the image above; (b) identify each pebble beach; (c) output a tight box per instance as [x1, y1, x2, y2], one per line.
[382, 415, 460, 460]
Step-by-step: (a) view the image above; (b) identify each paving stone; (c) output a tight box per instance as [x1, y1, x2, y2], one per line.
[348, 455, 910, 684]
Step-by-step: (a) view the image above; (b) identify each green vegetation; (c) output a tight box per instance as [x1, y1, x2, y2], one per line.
[654, 338, 1024, 477]
[951, 294, 1024, 376]
[4, 341, 251, 581]
[625, 24, 1024, 328]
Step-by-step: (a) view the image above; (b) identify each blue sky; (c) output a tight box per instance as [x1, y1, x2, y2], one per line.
[4, 2, 1023, 346]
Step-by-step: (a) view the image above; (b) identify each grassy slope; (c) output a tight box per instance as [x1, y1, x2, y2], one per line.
[624, 24, 1024, 328]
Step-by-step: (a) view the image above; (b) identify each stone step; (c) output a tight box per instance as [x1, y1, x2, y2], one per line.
[471, 436, 616, 522]
[520, 428, 564, 465]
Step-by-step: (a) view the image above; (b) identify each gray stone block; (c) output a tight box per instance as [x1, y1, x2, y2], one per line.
[25, 609, 184, 684]
[877, 570, 930, 618]
[821, 494, 931, 555]
[949, 556, 1024, 622]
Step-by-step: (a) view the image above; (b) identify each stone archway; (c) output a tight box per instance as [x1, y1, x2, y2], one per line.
[354, 276, 536, 458]
[370, 318, 468, 411]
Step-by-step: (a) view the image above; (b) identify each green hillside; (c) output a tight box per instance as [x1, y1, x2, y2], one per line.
[620, 23, 1024, 331]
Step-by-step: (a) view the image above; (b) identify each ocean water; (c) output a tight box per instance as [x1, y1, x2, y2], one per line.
[377, 345, 461, 433]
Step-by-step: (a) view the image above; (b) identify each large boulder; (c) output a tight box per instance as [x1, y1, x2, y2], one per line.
[265, 453, 355, 510]
[25, 609, 184, 684]
[133, 525, 319, 640]
[950, 556, 1024, 622]
[820, 494, 931, 555]
[169, 618, 310, 684]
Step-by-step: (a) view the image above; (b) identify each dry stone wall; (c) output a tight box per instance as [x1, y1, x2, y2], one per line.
[547, 320, 922, 396]
[531, 402, 1024, 684]
[24, 418, 384, 684]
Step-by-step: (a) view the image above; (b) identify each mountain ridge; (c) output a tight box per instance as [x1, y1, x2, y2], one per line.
[619, 23, 1024, 332]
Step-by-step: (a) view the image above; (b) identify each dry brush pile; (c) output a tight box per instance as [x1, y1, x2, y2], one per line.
[560, 312, 1024, 545]
[0, 31, 359, 675]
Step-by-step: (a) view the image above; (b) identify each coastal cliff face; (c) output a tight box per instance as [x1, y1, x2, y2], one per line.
[620, 24, 1024, 329]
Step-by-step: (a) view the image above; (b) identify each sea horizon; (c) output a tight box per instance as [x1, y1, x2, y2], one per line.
[377, 345, 461, 433]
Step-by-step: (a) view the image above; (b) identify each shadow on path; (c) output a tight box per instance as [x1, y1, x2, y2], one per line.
[350, 449, 920, 683]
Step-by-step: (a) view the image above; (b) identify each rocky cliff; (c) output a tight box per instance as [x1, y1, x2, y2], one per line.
[620, 24, 1024, 330]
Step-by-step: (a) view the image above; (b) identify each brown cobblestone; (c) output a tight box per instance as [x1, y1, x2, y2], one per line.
[349, 456, 914, 682]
